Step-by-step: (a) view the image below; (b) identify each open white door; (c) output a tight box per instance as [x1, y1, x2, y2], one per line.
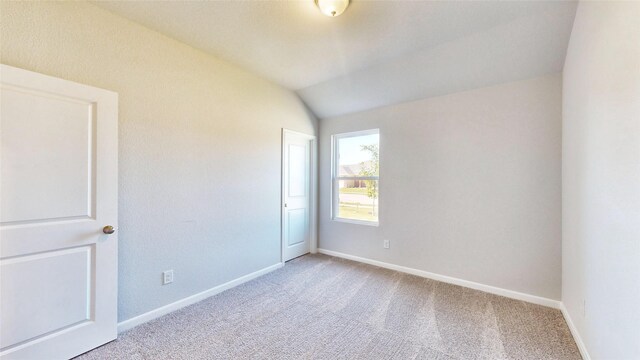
[282, 130, 315, 262]
[0, 65, 118, 359]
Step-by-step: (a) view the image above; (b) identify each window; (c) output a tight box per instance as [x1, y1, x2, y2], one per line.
[332, 129, 379, 224]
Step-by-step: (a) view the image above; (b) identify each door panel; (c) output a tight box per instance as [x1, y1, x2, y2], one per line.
[1, 87, 95, 224]
[0, 65, 118, 360]
[287, 144, 306, 198]
[1, 246, 93, 349]
[282, 130, 313, 261]
[287, 208, 307, 246]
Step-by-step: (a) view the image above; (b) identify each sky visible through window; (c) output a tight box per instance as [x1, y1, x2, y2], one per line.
[339, 133, 379, 165]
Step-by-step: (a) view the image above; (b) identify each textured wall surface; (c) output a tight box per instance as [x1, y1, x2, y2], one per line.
[319, 75, 562, 300]
[0, 2, 316, 322]
[562, 2, 640, 358]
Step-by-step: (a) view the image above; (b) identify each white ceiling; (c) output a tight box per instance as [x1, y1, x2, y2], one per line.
[93, 1, 578, 119]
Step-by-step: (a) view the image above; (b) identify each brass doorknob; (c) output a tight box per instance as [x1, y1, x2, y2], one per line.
[103, 225, 116, 234]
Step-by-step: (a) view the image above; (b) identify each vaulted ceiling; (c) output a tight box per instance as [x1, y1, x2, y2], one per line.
[94, 1, 578, 119]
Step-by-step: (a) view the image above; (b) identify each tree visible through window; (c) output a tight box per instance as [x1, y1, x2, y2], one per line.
[333, 129, 379, 224]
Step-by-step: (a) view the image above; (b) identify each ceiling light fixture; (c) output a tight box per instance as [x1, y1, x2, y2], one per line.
[315, 0, 350, 17]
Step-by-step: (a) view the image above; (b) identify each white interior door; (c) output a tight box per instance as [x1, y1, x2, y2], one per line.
[282, 130, 314, 262]
[0, 65, 118, 360]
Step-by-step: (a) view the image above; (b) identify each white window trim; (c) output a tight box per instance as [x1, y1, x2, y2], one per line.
[331, 129, 380, 226]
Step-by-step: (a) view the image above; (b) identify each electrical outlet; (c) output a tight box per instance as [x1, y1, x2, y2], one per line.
[383, 239, 390, 249]
[163, 270, 174, 285]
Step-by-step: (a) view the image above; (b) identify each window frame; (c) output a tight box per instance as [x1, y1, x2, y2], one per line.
[331, 129, 380, 226]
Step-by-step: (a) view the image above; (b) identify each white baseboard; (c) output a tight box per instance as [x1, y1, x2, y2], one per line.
[560, 303, 591, 360]
[117, 262, 284, 333]
[318, 248, 561, 309]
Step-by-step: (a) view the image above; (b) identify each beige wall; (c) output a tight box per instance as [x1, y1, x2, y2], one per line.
[319, 74, 562, 300]
[0, 2, 316, 322]
[562, 2, 640, 358]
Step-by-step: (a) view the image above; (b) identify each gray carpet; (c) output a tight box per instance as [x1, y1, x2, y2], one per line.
[77, 254, 581, 359]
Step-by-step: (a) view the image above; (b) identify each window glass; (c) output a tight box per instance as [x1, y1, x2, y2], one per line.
[333, 130, 379, 223]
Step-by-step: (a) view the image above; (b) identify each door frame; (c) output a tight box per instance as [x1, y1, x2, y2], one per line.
[281, 128, 317, 263]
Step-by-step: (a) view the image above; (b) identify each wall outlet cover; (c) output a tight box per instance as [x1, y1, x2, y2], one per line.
[163, 270, 174, 285]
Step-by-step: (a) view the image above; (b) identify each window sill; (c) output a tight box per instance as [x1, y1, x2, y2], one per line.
[332, 217, 379, 227]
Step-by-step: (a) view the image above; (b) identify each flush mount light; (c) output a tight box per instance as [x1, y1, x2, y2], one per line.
[315, 0, 350, 17]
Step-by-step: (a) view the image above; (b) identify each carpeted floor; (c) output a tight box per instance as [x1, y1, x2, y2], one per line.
[77, 254, 581, 359]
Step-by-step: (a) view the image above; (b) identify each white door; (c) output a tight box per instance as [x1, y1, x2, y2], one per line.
[0, 65, 118, 360]
[282, 130, 314, 261]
